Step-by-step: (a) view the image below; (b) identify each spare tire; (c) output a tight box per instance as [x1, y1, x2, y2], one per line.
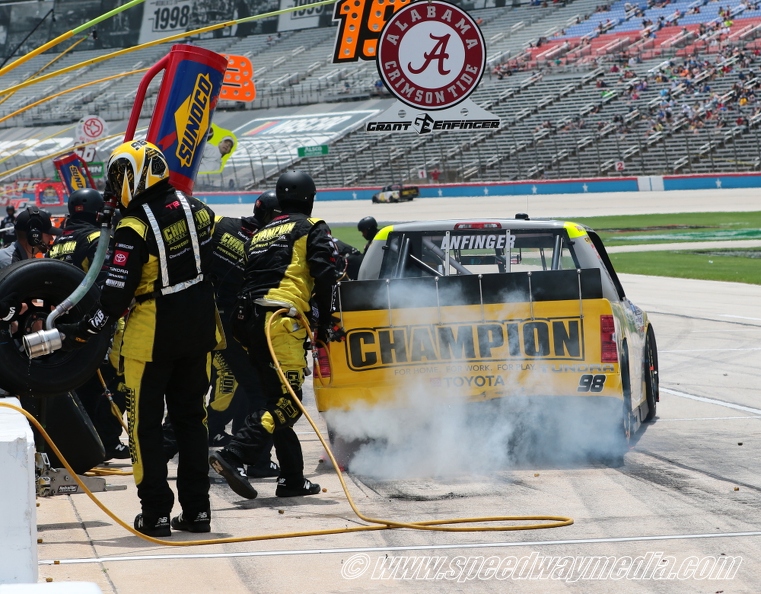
[0, 259, 111, 398]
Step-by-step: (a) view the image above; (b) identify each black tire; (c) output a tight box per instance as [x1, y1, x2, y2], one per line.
[372, 196, 379, 203]
[326, 426, 367, 471]
[644, 326, 659, 421]
[0, 259, 111, 398]
[20, 391, 105, 473]
[607, 341, 632, 467]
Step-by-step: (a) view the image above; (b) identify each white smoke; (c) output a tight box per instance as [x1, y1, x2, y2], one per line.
[323, 388, 626, 480]
[322, 279, 627, 480]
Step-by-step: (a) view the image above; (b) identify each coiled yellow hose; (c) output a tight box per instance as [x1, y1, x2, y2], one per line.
[0, 309, 573, 546]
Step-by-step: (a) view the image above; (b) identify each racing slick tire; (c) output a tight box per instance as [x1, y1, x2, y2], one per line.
[372, 195, 380, 203]
[596, 342, 631, 468]
[644, 326, 659, 422]
[0, 259, 111, 398]
[614, 342, 633, 466]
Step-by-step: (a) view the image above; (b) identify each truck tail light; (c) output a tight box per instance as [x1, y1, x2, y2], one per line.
[600, 315, 618, 363]
[313, 345, 331, 380]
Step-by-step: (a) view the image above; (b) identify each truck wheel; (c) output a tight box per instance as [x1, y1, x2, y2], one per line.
[644, 326, 659, 421]
[0, 259, 111, 398]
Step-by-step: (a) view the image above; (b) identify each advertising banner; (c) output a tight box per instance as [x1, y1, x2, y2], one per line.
[138, 0, 193, 44]
[35, 181, 66, 208]
[198, 123, 237, 174]
[277, 0, 329, 32]
[139, 0, 280, 42]
[53, 153, 96, 195]
[228, 110, 378, 168]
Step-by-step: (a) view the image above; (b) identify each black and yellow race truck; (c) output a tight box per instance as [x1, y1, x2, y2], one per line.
[314, 216, 659, 466]
[371, 184, 420, 203]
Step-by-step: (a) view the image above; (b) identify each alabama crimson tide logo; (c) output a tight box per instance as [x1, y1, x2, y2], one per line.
[377, 0, 486, 111]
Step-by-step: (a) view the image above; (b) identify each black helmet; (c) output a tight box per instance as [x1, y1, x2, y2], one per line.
[253, 190, 280, 227]
[68, 188, 104, 224]
[6, 204, 15, 214]
[276, 170, 316, 216]
[357, 216, 378, 240]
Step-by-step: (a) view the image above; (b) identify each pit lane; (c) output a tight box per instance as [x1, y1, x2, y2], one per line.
[36, 188, 761, 593]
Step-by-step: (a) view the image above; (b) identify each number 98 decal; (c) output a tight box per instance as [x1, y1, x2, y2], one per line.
[578, 374, 606, 393]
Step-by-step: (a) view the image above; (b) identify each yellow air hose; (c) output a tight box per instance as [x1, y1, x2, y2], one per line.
[0, 310, 572, 547]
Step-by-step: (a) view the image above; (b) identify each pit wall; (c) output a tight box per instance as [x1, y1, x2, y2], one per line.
[0, 397, 37, 584]
[194, 172, 760, 204]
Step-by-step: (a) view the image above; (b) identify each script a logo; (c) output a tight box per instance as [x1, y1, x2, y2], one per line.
[68, 165, 86, 190]
[413, 113, 434, 134]
[175, 73, 213, 168]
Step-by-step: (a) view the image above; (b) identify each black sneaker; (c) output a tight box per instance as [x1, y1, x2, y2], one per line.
[134, 513, 170, 537]
[209, 450, 258, 499]
[209, 432, 233, 447]
[276, 478, 321, 498]
[247, 460, 280, 478]
[171, 511, 211, 533]
[105, 442, 131, 461]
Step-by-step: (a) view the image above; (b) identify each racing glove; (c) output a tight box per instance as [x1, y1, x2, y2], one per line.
[57, 321, 91, 350]
[58, 307, 111, 350]
[0, 292, 21, 322]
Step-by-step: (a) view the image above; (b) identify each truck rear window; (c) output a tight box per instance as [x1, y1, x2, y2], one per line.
[379, 229, 578, 279]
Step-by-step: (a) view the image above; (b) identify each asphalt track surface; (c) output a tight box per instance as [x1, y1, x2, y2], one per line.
[36, 188, 761, 592]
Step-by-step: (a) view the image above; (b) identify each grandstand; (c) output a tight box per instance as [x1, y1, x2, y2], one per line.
[1, 0, 761, 192]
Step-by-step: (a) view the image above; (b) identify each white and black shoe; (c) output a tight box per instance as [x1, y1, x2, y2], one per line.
[276, 477, 321, 498]
[208, 432, 233, 447]
[134, 513, 170, 537]
[209, 450, 258, 499]
[171, 511, 211, 533]
[247, 460, 280, 478]
[105, 442, 131, 461]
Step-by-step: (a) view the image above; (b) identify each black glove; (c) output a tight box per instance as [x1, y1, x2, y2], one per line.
[57, 321, 90, 350]
[57, 307, 110, 351]
[0, 292, 20, 323]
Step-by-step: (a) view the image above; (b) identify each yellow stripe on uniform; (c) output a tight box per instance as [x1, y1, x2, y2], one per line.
[210, 352, 236, 412]
[122, 358, 146, 485]
[261, 411, 276, 434]
[117, 216, 149, 239]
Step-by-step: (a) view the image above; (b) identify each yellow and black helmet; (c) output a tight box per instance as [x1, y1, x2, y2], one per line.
[106, 140, 169, 209]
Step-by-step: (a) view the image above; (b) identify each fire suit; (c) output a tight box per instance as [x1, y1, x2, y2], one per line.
[203, 216, 273, 467]
[74, 179, 220, 522]
[224, 213, 339, 486]
[48, 219, 104, 275]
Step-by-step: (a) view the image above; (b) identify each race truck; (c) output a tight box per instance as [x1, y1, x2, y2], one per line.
[371, 183, 419, 203]
[313, 216, 659, 467]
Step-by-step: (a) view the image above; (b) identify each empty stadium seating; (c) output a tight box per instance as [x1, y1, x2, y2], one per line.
[2, 0, 761, 191]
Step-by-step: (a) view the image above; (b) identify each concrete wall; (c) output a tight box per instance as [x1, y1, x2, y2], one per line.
[0, 398, 37, 584]
[0, 585, 102, 593]
[194, 172, 761, 204]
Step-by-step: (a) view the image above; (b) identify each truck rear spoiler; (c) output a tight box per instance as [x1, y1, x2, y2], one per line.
[336, 268, 603, 314]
